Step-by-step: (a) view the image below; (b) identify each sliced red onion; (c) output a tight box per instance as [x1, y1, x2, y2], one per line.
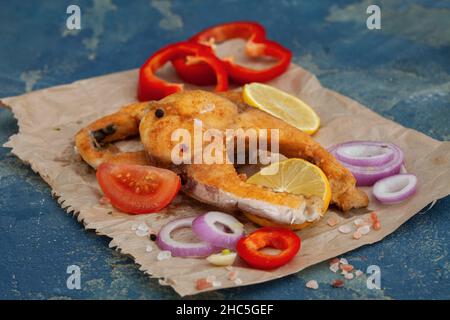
[334, 141, 395, 167]
[192, 211, 244, 249]
[373, 174, 417, 204]
[156, 217, 217, 258]
[328, 141, 404, 186]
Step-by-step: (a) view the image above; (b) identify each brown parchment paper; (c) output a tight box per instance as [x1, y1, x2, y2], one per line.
[2, 60, 450, 296]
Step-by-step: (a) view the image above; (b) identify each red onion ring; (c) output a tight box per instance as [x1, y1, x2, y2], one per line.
[156, 217, 218, 257]
[192, 211, 244, 249]
[334, 141, 395, 167]
[328, 141, 404, 186]
[373, 174, 417, 204]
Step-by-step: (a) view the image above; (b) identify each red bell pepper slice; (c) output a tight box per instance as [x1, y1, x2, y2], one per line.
[224, 39, 292, 85]
[236, 227, 301, 270]
[172, 50, 218, 86]
[138, 41, 228, 101]
[189, 21, 267, 53]
[171, 21, 291, 85]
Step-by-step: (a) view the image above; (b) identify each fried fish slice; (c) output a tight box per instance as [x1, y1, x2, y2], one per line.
[75, 102, 150, 168]
[75, 90, 367, 224]
[222, 90, 368, 211]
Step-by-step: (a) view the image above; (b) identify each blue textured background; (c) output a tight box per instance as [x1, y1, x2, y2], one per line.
[0, 0, 449, 299]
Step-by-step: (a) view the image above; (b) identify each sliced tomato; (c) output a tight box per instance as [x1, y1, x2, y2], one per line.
[96, 163, 181, 214]
[236, 227, 301, 270]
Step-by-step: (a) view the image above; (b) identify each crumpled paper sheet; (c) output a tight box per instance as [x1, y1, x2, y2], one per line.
[2, 62, 450, 296]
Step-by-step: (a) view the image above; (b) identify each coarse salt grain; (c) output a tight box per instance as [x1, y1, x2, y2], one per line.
[357, 225, 371, 235]
[234, 278, 243, 285]
[136, 229, 149, 237]
[131, 223, 138, 231]
[338, 225, 352, 234]
[353, 231, 362, 240]
[370, 212, 379, 223]
[136, 223, 150, 236]
[157, 250, 172, 261]
[341, 264, 354, 272]
[228, 271, 238, 281]
[344, 273, 354, 280]
[212, 281, 222, 288]
[145, 245, 153, 253]
[327, 216, 338, 227]
[353, 218, 366, 227]
[329, 258, 340, 265]
[332, 279, 344, 288]
[370, 212, 381, 230]
[196, 278, 212, 290]
[330, 262, 339, 273]
[137, 223, 149, 232]
[373, 221, 381, 230]
[99, 196, 111, 205]
[306, 280, 319, 289]
[339, 258, 348, 265]
[355, 270, 363, 277]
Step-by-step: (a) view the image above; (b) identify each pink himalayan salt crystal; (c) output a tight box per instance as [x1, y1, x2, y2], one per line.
[306, 280, 319, 289]
[338, 225, 352, 234]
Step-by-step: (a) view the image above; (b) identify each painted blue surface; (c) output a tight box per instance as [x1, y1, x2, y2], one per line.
[0, 0, 449, 299]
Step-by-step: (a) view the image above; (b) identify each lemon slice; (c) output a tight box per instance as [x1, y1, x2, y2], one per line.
[243, 82, 320, 135]
[245, 158, 331, 230]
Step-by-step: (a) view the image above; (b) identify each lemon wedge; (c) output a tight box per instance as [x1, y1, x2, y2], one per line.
[245, 158, 331, 230]
[243, 82, 320, 135]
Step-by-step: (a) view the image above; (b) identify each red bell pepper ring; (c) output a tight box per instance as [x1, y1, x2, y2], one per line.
[171, 21, 292, 86]
[172, 21, 266, 86]
[138, 41, 228, 101]
[236, 227, 301, 270]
